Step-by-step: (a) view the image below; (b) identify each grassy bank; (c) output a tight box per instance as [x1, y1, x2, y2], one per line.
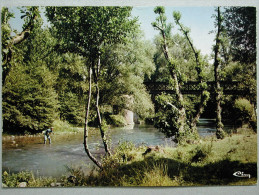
[2, 120, 83, 138]
[2, 127, 257, 187]
[83, 127, 257, 186]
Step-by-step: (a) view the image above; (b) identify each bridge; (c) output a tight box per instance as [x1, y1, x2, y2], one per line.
[144, 81, 249, 95]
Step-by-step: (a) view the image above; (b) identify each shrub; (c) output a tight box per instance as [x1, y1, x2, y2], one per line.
[52, 120, 80, 133]
[107, 115, 127, 127]
[189, 142, 213, 163]
[2, 171, 57, 187]
[234, 98, 256, 131]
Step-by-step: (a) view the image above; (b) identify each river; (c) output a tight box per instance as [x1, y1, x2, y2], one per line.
[2, 118, 230, 178]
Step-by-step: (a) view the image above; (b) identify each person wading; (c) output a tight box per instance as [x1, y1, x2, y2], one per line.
[43, 127, 53, 144]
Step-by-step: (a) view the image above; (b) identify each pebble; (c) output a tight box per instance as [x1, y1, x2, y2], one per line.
[18, 182, 27, 187]
[56, 183, 62, 187]
[51, 182, 62, 187]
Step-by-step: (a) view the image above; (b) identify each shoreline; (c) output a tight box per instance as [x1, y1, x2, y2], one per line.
[2, 131, 257, 187]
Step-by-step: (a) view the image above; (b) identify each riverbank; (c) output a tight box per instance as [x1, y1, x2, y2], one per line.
[2, 127, 257, 187]
[1, 118, 128, 148]
[2, 127, 85, 149]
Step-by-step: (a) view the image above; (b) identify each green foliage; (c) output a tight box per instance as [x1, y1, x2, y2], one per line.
[2, 24, 62, 134]
[154, 6, 165, 14]
[100, 38, 155, 119]
[152, 34, 202, 83]
[58, 91, 85, 125]
[2, 171, 32, 187]
[52, 120, 81, 133]
[152, 7, 211, 141]
[67, 133, 257, 186]
[216, 127, 226, 139]
[46, 7, 145, 160]
[189, 143, 213, 163]
[152, 6, 172, 39]
[2, 9, 88, 133]
[2, 132, 257, 187]
[2, 64, 59, 133]
[2, 6, 41, 85]
[1, 7, 14, 50]
[221, 61, 256, 106]
[154, 94, 180, 141]
[112, 141, 137, 164]
[55, 53, 86, 126]
[234, 98, 256, 130]
[19, 6, 41, 30]
[222, 7, 256, 64]
[46, 6, 137, 57]
[107, 115, 127, 127]
[2, 171, 56, 187]
[234, 98, 253, 121]
[173, 11, 181, 22]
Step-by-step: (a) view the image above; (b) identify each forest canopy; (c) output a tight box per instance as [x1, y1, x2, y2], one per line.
[2, 6, 256, 139]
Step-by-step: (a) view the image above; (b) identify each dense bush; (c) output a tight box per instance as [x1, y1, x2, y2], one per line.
[154, 93, 198, 143]
[52, 120, 81, 133]
[233, 98, 256, 131]
[154, 94, 180, 139]
[108, 115, 127, 127]
[2, 65, 59, 134]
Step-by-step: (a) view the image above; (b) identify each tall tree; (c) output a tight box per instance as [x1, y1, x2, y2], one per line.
[152, 7, 187, 141]
[46, 7, 137, 169]
[2, 27, 59, 134]
[151, 7, 214, 143]
[222, 7, 256, 64]
[1, 7, 40, 85]
[173, 11, 210, 131]
[222, 7, 256, 111]
[213, 7, 226, 139]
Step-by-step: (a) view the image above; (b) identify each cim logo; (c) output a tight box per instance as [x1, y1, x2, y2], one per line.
[233, 171, 251, 178]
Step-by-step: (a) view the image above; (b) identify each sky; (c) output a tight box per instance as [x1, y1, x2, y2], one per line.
[9, 6, 216, 57]
[131, 7, 216, 56]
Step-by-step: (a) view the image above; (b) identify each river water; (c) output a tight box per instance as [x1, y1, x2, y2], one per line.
[2, 118, 228, 178]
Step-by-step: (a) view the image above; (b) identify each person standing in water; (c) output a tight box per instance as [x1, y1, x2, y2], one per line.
[43, 127, 53, 144]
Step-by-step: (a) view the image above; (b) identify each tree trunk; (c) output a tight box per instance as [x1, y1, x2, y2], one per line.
[214, 7, 225, 139]
[190, 92, 206, 130]
[95, 82, 111, 156]
[83, 66, 103, 169]
[94, 55, 111, 156]
[162, 31, 186, 133]
[175, 21, 209, 132]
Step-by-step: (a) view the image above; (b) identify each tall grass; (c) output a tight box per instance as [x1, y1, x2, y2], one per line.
[52, 120, 82, 134]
